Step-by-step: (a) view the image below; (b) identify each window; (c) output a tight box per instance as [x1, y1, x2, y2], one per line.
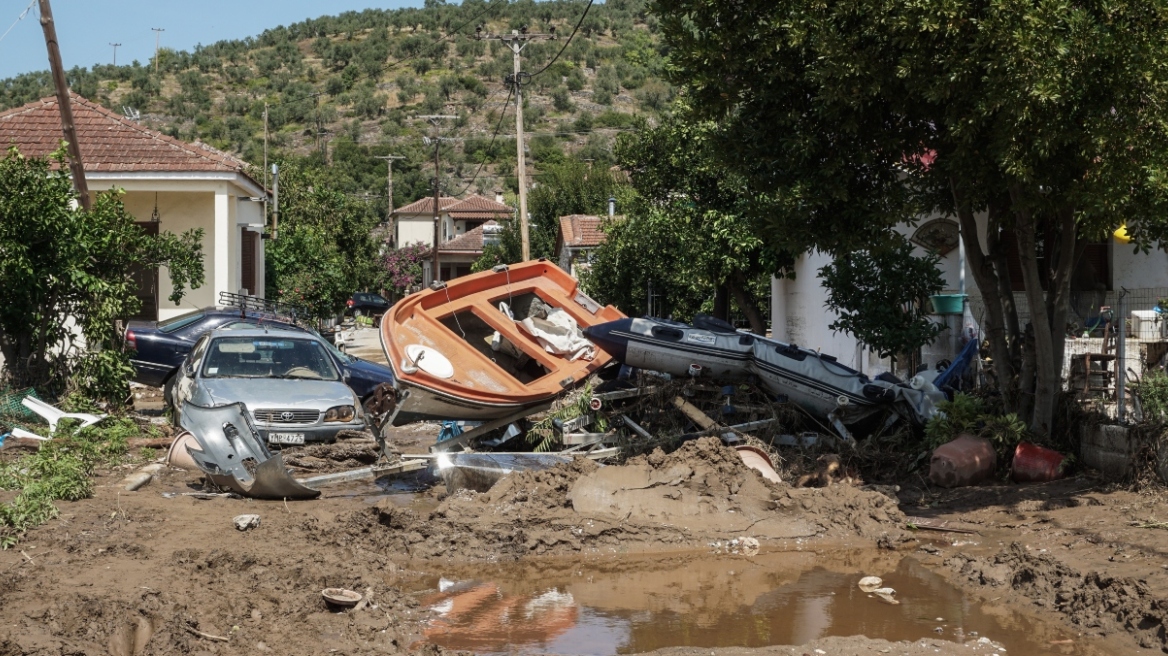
[159, 310, 206, 333]
[202, 337, 340, 380]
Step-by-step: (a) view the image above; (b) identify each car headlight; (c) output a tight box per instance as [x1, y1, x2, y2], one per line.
[323, 405, 356, 422]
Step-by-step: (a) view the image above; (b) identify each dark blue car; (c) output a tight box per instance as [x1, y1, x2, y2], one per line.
[126, 308, 395, 408]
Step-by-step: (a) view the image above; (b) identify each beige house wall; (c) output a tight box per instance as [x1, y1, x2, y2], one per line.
[398, 213, 437, 247]
[92, 174, 266, 321]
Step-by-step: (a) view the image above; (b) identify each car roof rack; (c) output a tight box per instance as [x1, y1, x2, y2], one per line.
[218, 291, 306, 325]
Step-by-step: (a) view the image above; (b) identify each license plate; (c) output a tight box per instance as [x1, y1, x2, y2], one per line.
[268, 432, 305, 445]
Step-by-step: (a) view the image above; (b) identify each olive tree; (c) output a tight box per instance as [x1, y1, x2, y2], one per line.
[653, 0, 1168, 434]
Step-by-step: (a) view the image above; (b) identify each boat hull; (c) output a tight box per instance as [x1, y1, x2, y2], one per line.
[381, 260, 626, 425]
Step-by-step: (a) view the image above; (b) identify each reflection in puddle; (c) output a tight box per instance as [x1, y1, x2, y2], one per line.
[419, 551, 1105, 656]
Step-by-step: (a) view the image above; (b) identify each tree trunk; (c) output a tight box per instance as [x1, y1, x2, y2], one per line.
[1010, 186, 1058, 435]
[728, 272, 767, 335]
[986, 200, 1022, 370]
[951, 181, 1015, 399]
[1045, 207, 1078, 396]
[712, 284, 730, 322]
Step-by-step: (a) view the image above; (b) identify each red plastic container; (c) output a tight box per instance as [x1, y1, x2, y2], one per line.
[1011, 442, 1065, 483]
[929, 434, 997, 488]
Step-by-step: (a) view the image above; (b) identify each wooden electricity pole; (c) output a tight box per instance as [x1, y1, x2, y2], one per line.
[374, 154, 405, 247]
[38, 0, 90, 210]
[476, 26, 556, 261]
[418, 115, 456, 283]
[152, 27, 164, 76]
[109, 42, 121, 66]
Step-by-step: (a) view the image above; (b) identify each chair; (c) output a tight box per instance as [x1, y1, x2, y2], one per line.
[21, 396, 106, 435]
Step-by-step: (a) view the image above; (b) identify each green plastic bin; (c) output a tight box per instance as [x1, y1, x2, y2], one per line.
[930, 294, 967, 315]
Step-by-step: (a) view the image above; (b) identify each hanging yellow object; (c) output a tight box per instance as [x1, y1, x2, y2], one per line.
[1114, 225, 1131, 244]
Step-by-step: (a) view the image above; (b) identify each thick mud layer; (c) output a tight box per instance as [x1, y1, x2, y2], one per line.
[947, 543, 1168, 652]
[336, 438, 905, 560]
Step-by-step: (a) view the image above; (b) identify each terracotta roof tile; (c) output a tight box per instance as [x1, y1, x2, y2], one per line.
[559, 214, 607, 248]
[438, 220, 497, 254]
[0, 93, 258, 186]
[446, 194, 513, 216]
[394, 196, 460, 214]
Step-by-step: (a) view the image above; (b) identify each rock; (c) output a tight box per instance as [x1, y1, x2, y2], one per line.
[858, 576, 883, 592]
[234, 514, 261, 531]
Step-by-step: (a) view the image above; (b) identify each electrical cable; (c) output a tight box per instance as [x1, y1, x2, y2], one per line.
[0, 0, 36, 47]
[450, 85, 513, 197]
[528, 0, 593, 79]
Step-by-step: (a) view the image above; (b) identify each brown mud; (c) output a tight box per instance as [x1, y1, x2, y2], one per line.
[0, 434, 1159, 655]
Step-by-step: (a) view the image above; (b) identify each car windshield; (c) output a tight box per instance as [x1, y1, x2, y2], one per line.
[158, 310, 205, 333]
[202, 336, 340, 380]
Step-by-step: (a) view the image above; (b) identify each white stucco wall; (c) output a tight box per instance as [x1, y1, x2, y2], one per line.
[398, 214, 436, 247]
[772, 212, 978, 376]
[105, 173, 266, 321]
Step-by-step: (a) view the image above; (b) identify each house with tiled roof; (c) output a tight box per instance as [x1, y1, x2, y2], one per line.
[555, 214, 613, 278]
[0, 93, 268, 321]
[393, 191, 513, 281]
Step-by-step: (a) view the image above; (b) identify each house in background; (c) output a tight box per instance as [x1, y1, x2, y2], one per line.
[554, 214, 610, 278]
[770, 211, 1168, 379]
[393, 192, 513, 283]
[0, 93, 267, 321]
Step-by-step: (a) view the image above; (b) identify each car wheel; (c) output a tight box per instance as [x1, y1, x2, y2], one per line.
[162, 371, 178, 407]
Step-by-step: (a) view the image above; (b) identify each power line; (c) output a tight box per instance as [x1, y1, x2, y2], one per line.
[529, 0, 594, 79]
[451, 85, 513, 197]
[0, 0, 36, 46]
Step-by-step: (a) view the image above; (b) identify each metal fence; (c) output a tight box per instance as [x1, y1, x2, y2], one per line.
[967, 288, 1168, 420]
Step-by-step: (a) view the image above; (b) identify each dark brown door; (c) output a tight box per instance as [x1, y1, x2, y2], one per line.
[241, 229, 257, 296]
[128, 222, 159, 321]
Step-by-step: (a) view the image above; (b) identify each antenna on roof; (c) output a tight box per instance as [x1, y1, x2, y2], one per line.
[122, 106, 140, 122]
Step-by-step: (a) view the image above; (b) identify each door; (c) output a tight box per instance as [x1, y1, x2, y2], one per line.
[241, 229, 257, 296]
[128, 222, 160, 321]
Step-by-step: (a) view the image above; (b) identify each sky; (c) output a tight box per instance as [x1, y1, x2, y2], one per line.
[0, 0, 424, 79]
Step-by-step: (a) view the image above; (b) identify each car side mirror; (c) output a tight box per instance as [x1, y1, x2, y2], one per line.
[183, 361, 194, 376]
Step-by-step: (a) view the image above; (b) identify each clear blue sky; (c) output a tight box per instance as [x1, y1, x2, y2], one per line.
[0, 0, 424, 79]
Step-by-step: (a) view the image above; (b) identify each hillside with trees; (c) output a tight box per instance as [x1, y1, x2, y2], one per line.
[0, 0, 667, 214]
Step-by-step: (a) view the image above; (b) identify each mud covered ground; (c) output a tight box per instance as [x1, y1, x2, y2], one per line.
[0, 431, 1163, 655]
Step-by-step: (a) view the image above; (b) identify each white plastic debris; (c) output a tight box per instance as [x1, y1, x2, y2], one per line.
[858, 576, 883, 592]
[234, 514, 261, 531]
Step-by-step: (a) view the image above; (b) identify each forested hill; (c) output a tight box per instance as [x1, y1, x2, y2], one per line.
[0, 0, 667, 210]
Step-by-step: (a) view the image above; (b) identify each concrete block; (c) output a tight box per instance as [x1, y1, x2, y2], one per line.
[1080, 424, 1133, 481]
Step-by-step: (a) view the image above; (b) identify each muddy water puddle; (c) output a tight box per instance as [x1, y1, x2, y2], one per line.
[415, 550, 1104, 655]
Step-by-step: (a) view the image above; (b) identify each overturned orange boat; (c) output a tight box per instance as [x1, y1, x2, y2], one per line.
[380, 260, 626, 425]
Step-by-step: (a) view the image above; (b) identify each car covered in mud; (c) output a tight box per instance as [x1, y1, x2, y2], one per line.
[170, 328, 366, 445]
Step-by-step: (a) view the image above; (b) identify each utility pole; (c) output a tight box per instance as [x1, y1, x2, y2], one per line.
[109, 42, 121, 66]
[476, 24, 556, 261]
[151, 27, 164, 76]
[263, 103, 269, 236]
[374, 154, 405, 247]
[38, 0, 90, 210]
[418, 115, 456, 283]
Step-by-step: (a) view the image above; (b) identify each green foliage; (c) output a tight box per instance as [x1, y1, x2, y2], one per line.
[924, 394, 985, 450]
[526, 384, 606, 453]
[0, 148, 204, 404]
[924, 394, 1029, 458]
[819, 236, 945, 359]
[0, 417, 135, 548]
[654, 0, 1168, 433]
[1133, 371, 1168, 422]
[264, 160, 383, 322]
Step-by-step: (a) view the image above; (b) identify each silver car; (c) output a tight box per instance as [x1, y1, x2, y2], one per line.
[171, 328, 366, 445]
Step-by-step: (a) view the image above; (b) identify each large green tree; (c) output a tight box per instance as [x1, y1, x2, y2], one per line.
[265, 161, 382, 321]
[654, 0, 1168, 434]
[597, 105, 786, 334]
[0, 148, 204, 404]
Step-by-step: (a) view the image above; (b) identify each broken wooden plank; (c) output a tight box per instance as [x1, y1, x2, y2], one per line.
[672, 396, 719, 430]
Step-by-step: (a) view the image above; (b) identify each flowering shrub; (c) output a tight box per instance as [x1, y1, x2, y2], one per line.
[382, 242, 428, 297]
